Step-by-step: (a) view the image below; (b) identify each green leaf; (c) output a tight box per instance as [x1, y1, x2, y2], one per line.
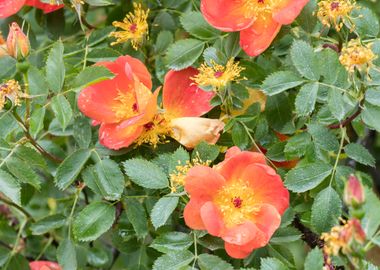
[31, 214, 66, 235]
[14, 145, 46, 169]
[152, 250, 194, 270]
[150, 232, 193, 254]
[0, 169, 21, 205]
[304, 248, 324, 270]
[125, 198, 148, 238]
[155, 31, 174, 54]
[6, 157, 42, 190]
[308, 124, 339, 152]
[30, 106, 46, 138]
[180, 11, 221, 40]
[270, 227, 302, 244]
[311, 187, 342, 233]
[266, 141, 287, 162]
[55, 149, 91, 190]
[0, 56, 16, 79]
[165, 39, 205, 70]
[363, 188, 380, 237]
[85, 0, 113, 6]
[352, 7, 379, 38]
[51, 95, 73, 131]
[365, 87, 380, 106]
[362, 102, 380, 132]
[73, 202, 115, 242]
[290, 40, 320, 80]
[73, 116, 92, 149]
[296, 0, 317, 32]
[192, 141, 220, 162]
[285, 162, 333, 192]
[198, 254, 233, 270]
[151, 196, 179, 229]
[169, 147, 190, 174]
[261, 71, 304, 96]
[318, 49, 350, 87]
[265, 93, 294, 134]
[295, 82, 319, 116]
[328, 88, 347, 121]
[344, 143, 375, 167]
[46, 40, 65, 92]
[284, 132, 311, 159]
[57, 238, 77, 270]
[71, 66, 114, 89]
[123, 158, 168, 189]
[260, 257, 287, 270]
[28, 66, 48, 104]
[87, 48, 121, 62]
[232, 122, 249, 149]
[94, 159, 125, 200]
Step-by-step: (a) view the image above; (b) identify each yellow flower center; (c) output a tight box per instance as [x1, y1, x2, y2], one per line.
[135, 113, 173, 148]
[112, 90, 139, 120]
[0, 80, 22, 110]
[339, 39, 376, 74]
[317, 0, 356, 31]
[192, 58, 245, 90]
[243, 0, 275, 20]
[213, 179, 258, 228]
[110, 3, 149, 50]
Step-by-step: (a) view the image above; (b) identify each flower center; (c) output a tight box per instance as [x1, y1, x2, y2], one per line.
[213, 179, 258, 228]
[129, 23, 137, 33]
[112, 90, 139, 120]
[243, 0, 274, 19]
[330, 2, 340, 10]
[135, 113, 173, 147]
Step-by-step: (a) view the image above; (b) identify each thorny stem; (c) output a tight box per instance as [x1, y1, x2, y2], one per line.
[328, 107, 362, 129]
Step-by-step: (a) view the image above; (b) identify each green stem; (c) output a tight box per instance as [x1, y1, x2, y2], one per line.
[192, 231, 198, 269]
[68, 188, 82, 239]
[35, 237, 53, 260]
[329, 126, 346, 186]
[0, 196, 34, 221]
[22, 72, 30, 128]
[3, 219, 27, 270]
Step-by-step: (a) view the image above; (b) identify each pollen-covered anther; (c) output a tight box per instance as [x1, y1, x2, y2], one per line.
[110, 3, 149, 50]
[135, 114, 172, 148]
[317, 0, 357, 31]
[192, 58, 245, 90]
[339, 39, 376, 74]
[214, 179, 258, 228]
[0, 79, 22, 110]
[112, 90, 139, 120]
[243, 0, 274, 20]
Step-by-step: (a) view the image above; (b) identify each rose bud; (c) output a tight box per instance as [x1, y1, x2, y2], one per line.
[344, 175, 365, 207]
[6, 22, 30, 60]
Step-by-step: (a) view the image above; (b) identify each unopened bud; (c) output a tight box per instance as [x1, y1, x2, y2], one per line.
[6, 22, 30, 60]
[344, 175, 365, 207]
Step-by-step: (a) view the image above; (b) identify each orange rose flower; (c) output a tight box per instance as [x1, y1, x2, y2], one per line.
[184, 146, 289, 258]
[78, 55, 158, 150]
[29, 261, 61, 270]
[200, 0, 309, 56]
[78, 56, 224, 149]
[0, 0, 63, 18]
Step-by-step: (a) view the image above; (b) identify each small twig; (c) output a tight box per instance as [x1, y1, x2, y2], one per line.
[328, 107, 362, 129]
[292, 215, 323, 248]
[0, 196, 34, 222]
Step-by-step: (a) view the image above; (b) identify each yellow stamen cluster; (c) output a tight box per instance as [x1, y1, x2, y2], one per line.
[317, 0, 356, 31]
[169, 157, 211, 192]
[243, 0, 275, 20]
[339, 39, 376, 74]
[321, 219, 366, 263]
[135, 114, 172, 148]
[192, 58, 245, 90]
[112, 90, 138, 120]
[110, 3, 149, 50]
[0, 80, 21, 111]
[214, 179, 258, 228]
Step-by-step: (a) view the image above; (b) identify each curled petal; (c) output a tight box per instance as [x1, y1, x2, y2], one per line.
[99, 122, 143, 150]
[170, 117, 224, 149]
[241, 164, 289, 215]
[0, 0, 25, 18]
[221, 221, 257, 246]
[215, 151, 266, 182]
[200, 0, 254, 31]
[25, 0, 63, 13]
[240, 15, 281, 57]
[273, 0, 309, 25]
[185, 165, 226, 198]
[251, 204, 281, 241]
[163, 68, 214, 118]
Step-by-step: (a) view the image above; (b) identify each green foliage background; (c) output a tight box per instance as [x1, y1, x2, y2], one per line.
[1, 0, 380, 269]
